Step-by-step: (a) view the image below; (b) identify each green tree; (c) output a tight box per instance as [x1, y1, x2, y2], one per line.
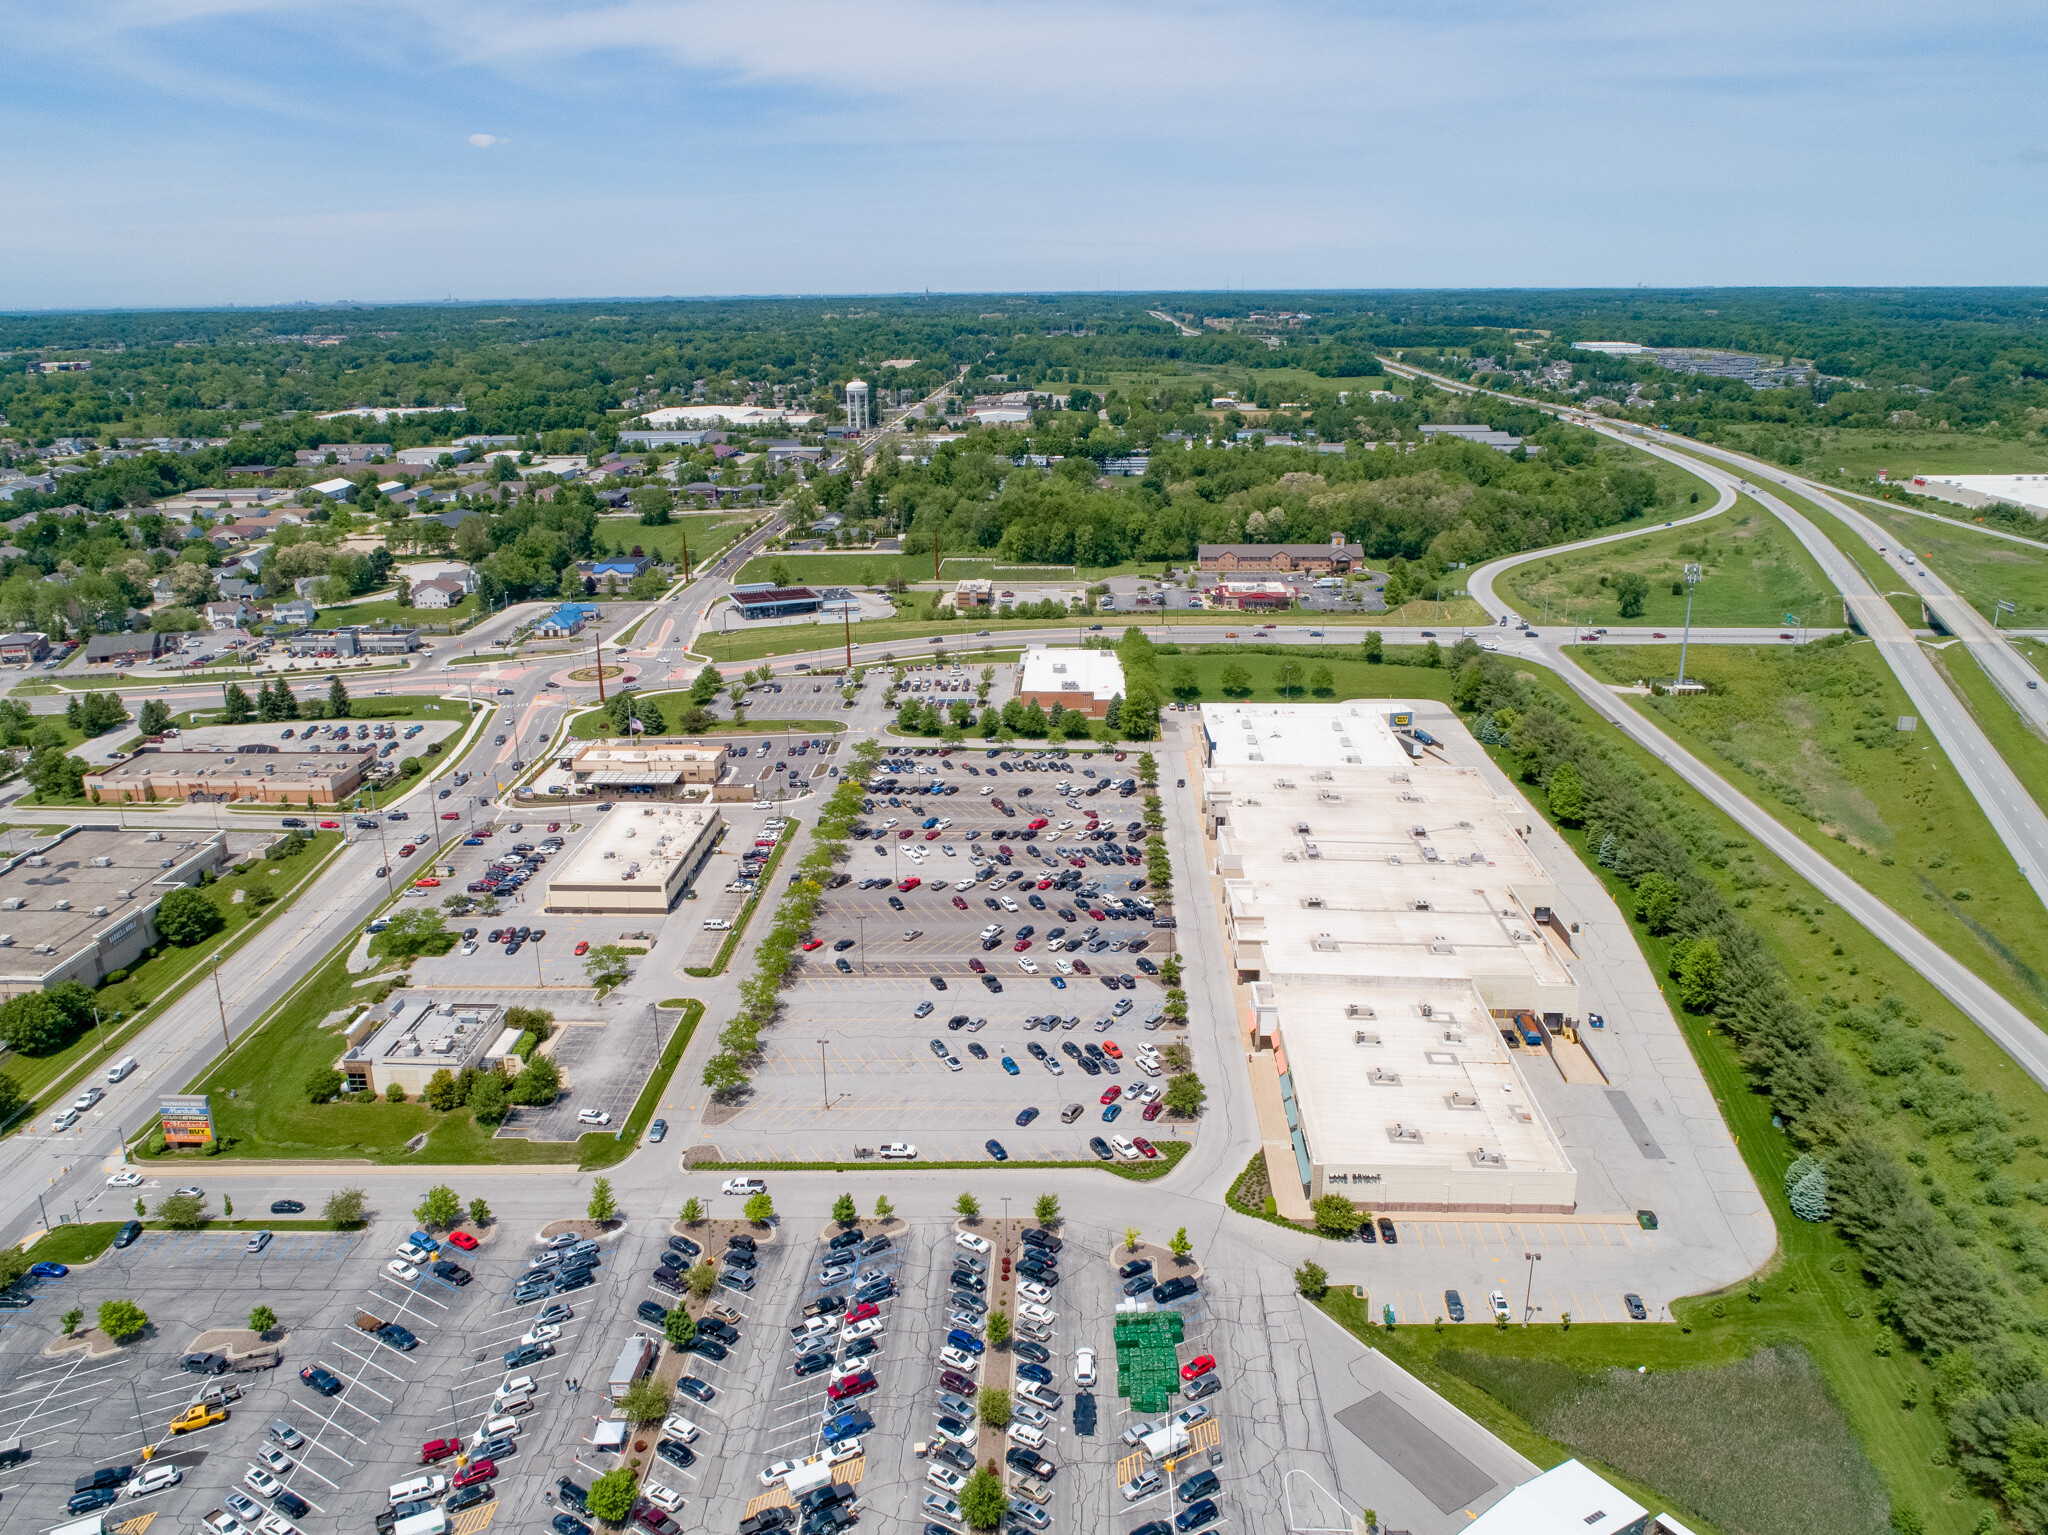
[466, 1069, 509, 1123]
[584, 943, 631, 990]
[1164, 1073, 1206, 1117]
[327, 675, 352, 718]
[414, 1185, 463, 1229]
[1677, 935, 1724, 1012]
[1295, 1260, 1329, 1299]
[702, 1051, 748, 1096]
[221, 683, 254, 724]
[691, 663, 724, 703]
[1312, 1194, 1360, 1236]
[374, 909, 452, 963]
[744, 1191, 774, 1224]
[585, 1468, 638, 1524]
[1169, 1228, 1193, 1260]
[986, 1310, 1012, 1347]
[156, 1190, 205, 1228]
[1034, 1193, 1061, 1227]
[510, 1052, 561, 1106]
[873, 1194, 895, 1221]
[959, 1466, 1008, 1530]
[679, 1197, 704, 1225]
[96, 1298, 149, 1342]
[323, 1187, 367, 1225]
[1614, 571, 1649, 619]
[1276, 660, 1303, 697]
[832, 1192, 858, 1226]
[1123, 1225, 1141, 1251]
[468, 1197, 492, 1227]
[249, 1304, 278, 1334]
[1219, 662, 1252, 696]
[0, 992, 76, 1054]
[686, 1261, 718, 1298]
[1634, 870, 1682, 933]
[61, 1306, 82, 1334]
[25, 746, 87, 802]
[587, 1177, 618, 1223]
[423, 1068, 461, 1111]
[1308, 663, 1335, 696]
[155, 886, 225, 946]
[1545, 760, 1584, 824]
[1361, 630, 1384, 663]
[955, 1192, 981, 1222]
[138, 698, 172, 735]
[303, 1066, 344, 1103]
[978, 1386, 1013, 1427]
[663, 1307, 698, 1350]
[616, 1376, 673, 1425]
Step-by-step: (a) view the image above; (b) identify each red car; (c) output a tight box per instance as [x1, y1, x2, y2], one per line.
[1581, 633, 1599, 641]
[420, 1438, 458, 1464]
[1027, 818, 1048, 831]
[1180, 1355, 1216, 1382]
[398, 844, 417, 857]
[969, 959, 987, 973]
[1013, 939, 1031, 952]
[547, 822, 561, 832]
[1133, 1137, 1158, 1158]
[897, 829, 915, 839]
[1100, 1085, 1122, 1105]
[953, 896, 969, 909]
[1072, 961, 1091, 975]
[414, 878, 440, 888]
[441, 811, 460, 820]
[924, 830, 940, 841]
[1068, 857, 1085, 868]
[318, 820, 340, 829]
[1037, 878, 1053, 889]
[802, 938, 824, 951]
[827, 1370, 877, 1402]
[899, 878, 921, 892]
[1779, 631, 1795, 640]
[1651, 632, 1667, 639]
[1089, 909, 1107, 921]
[1141, 1101, 1163, 1121]
[453, 1457, 496, 1488]
[574, 940, 590, 956]
[844, 1301, 880, 1323]
[446, 1231, 478, 1251]
[1101, 1041, 1123, 1059]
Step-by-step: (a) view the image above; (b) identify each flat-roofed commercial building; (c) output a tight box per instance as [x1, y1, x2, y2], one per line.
[545, 803, 723, 914]
[87, 745, 369, 805]
[0, 825, 232, 997]
[1014, 647, 1125, 719]
[562, 742, 727, 801]
[338, 995, 510, 1097]
[1197, 701, 1580, 1214]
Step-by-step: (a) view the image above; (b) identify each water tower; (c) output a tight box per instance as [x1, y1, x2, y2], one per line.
[845, 379, 870, 434]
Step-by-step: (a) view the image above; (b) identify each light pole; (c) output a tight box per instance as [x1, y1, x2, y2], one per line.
[1675, 564, 1702, 689]
[210, 951, 230, 1049]
[1521, 1250, 1541, 1325]
[818, 1038, 831, 1110]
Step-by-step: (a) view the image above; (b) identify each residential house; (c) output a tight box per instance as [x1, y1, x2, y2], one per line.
[294, 577, 325, 599]
[410, 577, 467, 609]
[296, 443, 389, 466]
[202, 600, 256, 631]
[273, 598, 318, 626]
[215, 578, 264, 603]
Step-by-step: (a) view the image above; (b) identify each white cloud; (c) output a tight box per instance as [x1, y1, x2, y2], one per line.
[468, 132, 504, 148]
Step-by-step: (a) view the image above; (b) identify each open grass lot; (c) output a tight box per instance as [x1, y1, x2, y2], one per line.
[1579, 637, 2048, 1026]
[0, 831, 342, 1131]
[320, 592, 479, 628]
[1498, 499, 1841, 629]
[1152, 643, 1464, 706]
[1926, 639, 2048, 822]
[608, 513, 756, 567]
[23, 1216, 357, 1264]
[566, 697, 845, 741]
[1805, 426, 2048, 484]
[1853, 501, 2048, 627]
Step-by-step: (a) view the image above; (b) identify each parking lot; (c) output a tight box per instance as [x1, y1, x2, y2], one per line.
[676, 1210, 1243, 1535]
[712, 747, 1181, 1160]
[0, 1211, 652, 1535]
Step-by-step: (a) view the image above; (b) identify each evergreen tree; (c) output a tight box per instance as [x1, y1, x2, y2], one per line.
[1545, 760, 1584, 823]
[327, 675, 352, 718]
[221, 683, 254, 724]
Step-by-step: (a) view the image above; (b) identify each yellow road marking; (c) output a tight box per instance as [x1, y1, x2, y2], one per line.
[112, 1515, 157, 1535]
[450, 1504, 500, 1535]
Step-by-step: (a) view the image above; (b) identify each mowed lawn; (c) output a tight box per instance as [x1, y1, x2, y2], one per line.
[1498, 501, 1839, 629]
[1579, 637, 2048, 1026]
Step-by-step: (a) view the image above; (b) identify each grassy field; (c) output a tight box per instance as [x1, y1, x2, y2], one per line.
[1497, 499, 1841, 630]
[606, 515, 755, 568]
[1805, 425, 2048, 483]
[568, 696, 845, 741]
[1849, 502, 2048, 627]
[1578, 637, 2048, 1025]
[321, 593, 480, 629]
[691, 601, 1494, 666]
[1149, 644, 1463, 707]
[0, 831, 343, 1133]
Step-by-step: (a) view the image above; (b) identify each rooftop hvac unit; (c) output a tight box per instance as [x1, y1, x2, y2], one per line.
[1430, 938, 1455, 954]
[1472, 1147, 1507, 1167]
[0, 935, 11, 947]
[1387, 1123, 1422, 1143]
[89, 856, 112, 869]
[1412, 899, 1431, 911]
[1293, 822, 1311, 834]
[146, 831, 163, 842]
[1441, 1026, 1466, 1043]
[1345, 1003, 1375, 1018]
[25, 855, 43, 867]
[0, 898, 20, 912]
[53, 900, 69, 912]
[1448, 1091, 1480, 1108]
[1311, 934, 1340, 952]
[1367, 1067, 1402, 1087]
[1410, 824, 1427, 838]
[1353, 1030, 1380, 1045]
[1301, 896, 1324, 908]
[160, 858, 176, 868]
[91, 906, 107, 917]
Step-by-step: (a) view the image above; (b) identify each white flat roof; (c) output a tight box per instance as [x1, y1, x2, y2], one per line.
[553, 802, 718, 890]
[1017, 647, 1125, 702]
[1200, 700, 1410, 770]
[1920, 474, 2048, 514]
[1468, 1460, 1647, 1535]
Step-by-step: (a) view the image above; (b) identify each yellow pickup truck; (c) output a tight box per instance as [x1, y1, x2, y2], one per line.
[169, 1403, 228, 1435]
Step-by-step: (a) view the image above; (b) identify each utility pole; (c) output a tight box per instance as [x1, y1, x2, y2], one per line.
[595, 628, 607, 706]
[818, 1038, 831, 1110]
[843, 600, 853, 673]
[210, 951, 230, 1050]
[1675, 564, 1702, 689]
[1521, 1250, 1541, 1325]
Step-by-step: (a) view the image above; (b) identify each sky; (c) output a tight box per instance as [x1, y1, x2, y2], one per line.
[3, 0, 2044, 309]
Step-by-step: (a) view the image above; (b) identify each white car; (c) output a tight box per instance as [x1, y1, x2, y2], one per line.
[1017, 1380, 1061, 1411]
[1012, 1400, 1052, 1428]
[1120, 1468, 1164, 1502]
[386, 1259, 420, 1282]
[877, 1143, 918, 1160]
[954, 1231, 991, 1255]
[1074, 1346, 1098, 1386]
[1489, 1290, 1512, 1320]
[641, 1481, 684, 1512]
[829, 1437, 863, 1465]
[397, 1242, 434, 1264]
[1018, 1280, 1054, 1305]
[126, 1464, 183, 1498]
[759, 1459, 801, 1488]
[1110, 1136, 1141, 1160]
[980, 786, 993, 795]
[1054, 959, 1074, 975]
[259, 1517, 301, 1535]
[521, 1323, 562, 1345]
[256, 1446, 294, 1475]
[1017, 958, 1040, 974]
[72, 1086, 105, 1112]
[938, 1345, 981, 1373]
[106, 1170, 144, 1188]
[496, 1374, 536, 1400]
[660, 1413, 701, 1443]
[924, 1494, 963, 1522]
[840, 1317, 885, 1345]
[926, 1465, 967, 1494]
[1000, 897, 1019, 912]
[577, 1109, 611, 1126]
[702, 918, 732, 931]
[460, 942, 478, 956]
[1018, 1301, 1057, 1327]
[242, 1467, 284, 1499]
[954, 877, 977, 890]
[722, 1177, 766, 1196]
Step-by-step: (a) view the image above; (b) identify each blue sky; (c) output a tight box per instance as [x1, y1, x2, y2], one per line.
[3, 0, 2043, 308]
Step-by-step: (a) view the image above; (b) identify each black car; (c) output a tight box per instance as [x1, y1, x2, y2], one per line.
[181, 1351, 228, 1373]
[556, 1479, 590, 1513]
[724, 1247, 759, 1270]
[985, 1139, 1009, 1161]
[1130, 1523, 1172, 1535]
[802, 1507, 856, 1535]
[269, 1199, 306, 1214]
[554, 1518, 593, 1535]
[740, 1510, 795, 1535]
[668, 1235, 701, 1259]
[68, 1489, 120, 1515]
[1444, 1289, 1466, 1323]
[299, 1365, 343, 1396]
[376, 1324, 420, 1351]
[687, 1336, 729, 1361]
[793, 1351, 832, 1378]
[1089, 1136, 1113, 1161]
[1016, 1362, 1053, 1385]
[1021, 1229, 1061, 1253]
[1178, 1470, 1221, 1503]
[655, 1437, 696, 1469]
[1153, 1277, 1199, 1304]
[275, 1491, 312, 1519]
[861, 1235, 891, 1256]
[448, 1484, 493, 1513]
[554, 1269, 595, 1294]
[1005, 1446, 1056, 1480]
[677, 1375, 715, 1403]
[1377, 1217, 1397, 1244]
[1625, 1293, 1648, 1320]
[701, 1318, 740, 1344]
[1015, 1106, 1040, 1126]
[1119, 1258, 1153, 1280]
[433, 1259, 472, 1285]
[74, 1467, 134, 1493]
[800, 1484, 854, 1514]
[112, 1219, 142, 1249]
[1175, 1500, 1220, 1533]
[729, 1233, 757, 1252]
[828, 1229, 863, 1251]
[1012, 1339, 1050, 1365]
[637, 1301, 671, 1327]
